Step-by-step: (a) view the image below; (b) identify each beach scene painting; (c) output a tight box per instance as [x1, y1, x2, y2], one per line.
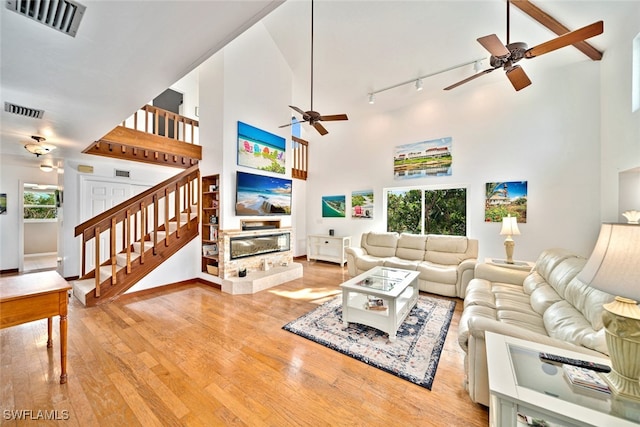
[322, 195, 346, 218]
[235, 171, 292, 216]
[394, 137, 453, 179]
[351, 190, 373, 219]
[485, 181, 528, 223]
[237, 121, 286, 174]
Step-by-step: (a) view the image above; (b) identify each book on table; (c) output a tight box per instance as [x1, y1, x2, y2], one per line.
[562, 364, 610, 395]
[365, 295, 387, 311]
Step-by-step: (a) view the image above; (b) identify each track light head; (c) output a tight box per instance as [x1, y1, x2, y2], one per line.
[415, 79, 424, 91]
[368, 93, 375, 104]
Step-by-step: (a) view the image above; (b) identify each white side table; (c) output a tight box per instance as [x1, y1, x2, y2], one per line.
[485, 258, 534, 272]
[307, 235, 351, 267]
[485, 332, 640, 427]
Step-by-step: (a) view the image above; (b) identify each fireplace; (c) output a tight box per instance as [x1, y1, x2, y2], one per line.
[230, 233, 290, 260]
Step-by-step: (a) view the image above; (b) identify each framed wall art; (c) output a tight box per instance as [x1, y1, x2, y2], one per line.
[322, 195, 346, 218]
[394, 137, 452, 180]
[351, 190, 373, 219]
[485, 181, 528, 222]
[237, 121, 286, 174]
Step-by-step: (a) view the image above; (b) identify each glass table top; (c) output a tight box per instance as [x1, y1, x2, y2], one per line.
[508, 344, 640, 423]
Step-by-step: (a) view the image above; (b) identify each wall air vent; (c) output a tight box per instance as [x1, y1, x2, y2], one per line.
[4, 102, 44, 119]
[6, 0, 86, 37]
[115, 169, 130, 178]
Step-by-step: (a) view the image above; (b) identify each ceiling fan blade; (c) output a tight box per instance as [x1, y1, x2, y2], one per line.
[525, 21, 603, 59]
[505, 65, 532, 91]
[477, 34, 510, 57]
[288, 105, 307, 116]
[319, 114, 348, 122]
[443, 68, 497, 91]
[313, 122, 328, 135]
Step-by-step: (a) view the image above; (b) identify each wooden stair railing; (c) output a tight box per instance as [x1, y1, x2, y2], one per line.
[292, 136, 308, 180]
[74, 165, 200, 304]
[84, 105, 202, 168]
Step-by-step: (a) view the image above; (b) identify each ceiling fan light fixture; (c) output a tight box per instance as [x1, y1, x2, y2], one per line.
[24, 135, 56, 157]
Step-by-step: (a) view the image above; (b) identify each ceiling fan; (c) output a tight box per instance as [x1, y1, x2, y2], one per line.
[279, 0, 348, 136]
[444, 0, 603, 92]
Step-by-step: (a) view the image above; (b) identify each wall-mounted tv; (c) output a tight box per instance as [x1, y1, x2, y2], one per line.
[236, 171, 292, 216]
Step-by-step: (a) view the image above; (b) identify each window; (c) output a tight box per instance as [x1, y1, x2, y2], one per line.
[23, 185, 57, 221]
[386, 186, 467, 236]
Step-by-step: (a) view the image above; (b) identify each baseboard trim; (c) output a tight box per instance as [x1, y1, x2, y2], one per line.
[0, 268, 19, 276]
[115, 277, 221, 301]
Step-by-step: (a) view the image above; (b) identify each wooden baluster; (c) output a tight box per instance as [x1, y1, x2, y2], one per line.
[197, 171, 201, 229]
[110, 218, 117, 286]
[186, 180, 191, 230]
[175, 183, 181, 238]
[164, 113, 169, 138]
[173, 114, 178, 141]
[145, 106, 149, 133]
[94, 227, 101, 298]
[140, 202, 146, 264]
[153, 194, 158, 255]
[81, 231, 87, 277]
[126, 209, 131, 273]
[133, 110, 138, 130]
[164, 189, 169, 247]
[154, 111, 159, 137]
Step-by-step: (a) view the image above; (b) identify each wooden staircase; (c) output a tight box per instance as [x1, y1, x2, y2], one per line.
[73, 165, 200, 306]
[84, 104, 202, 168]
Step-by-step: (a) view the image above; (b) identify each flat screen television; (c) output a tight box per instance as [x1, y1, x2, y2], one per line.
[236, 171, 292, 216]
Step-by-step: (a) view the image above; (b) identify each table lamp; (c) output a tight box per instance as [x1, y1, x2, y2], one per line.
[577, 223, 640, 400]
[500, 215, 520, 264]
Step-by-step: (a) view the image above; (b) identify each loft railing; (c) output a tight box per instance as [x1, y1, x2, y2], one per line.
[292, 136, 308, 180]
[74, 165, 200, 297]
[123, 104, 199, 145]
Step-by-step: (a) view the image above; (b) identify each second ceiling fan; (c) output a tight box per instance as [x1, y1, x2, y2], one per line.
[280, 0, 348, 136]
[444, 0, 603, 92]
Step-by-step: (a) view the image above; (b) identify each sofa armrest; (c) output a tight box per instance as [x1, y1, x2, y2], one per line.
[457, 258, 477, 298]
[473, 263, 530, 286]
[345, 247, 367, 277]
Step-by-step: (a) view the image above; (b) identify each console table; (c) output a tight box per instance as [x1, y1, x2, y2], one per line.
[307, 234, 351, 266]
[0, 271, 72, 384]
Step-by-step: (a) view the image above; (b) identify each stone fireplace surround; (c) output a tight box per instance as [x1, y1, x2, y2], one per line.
[219, 227, 302, 294]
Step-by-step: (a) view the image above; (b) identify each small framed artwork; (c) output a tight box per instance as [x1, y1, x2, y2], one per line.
[352, 190, 373, 219]
[0, 193, 6, 214]
[485, 181, 528, 222]
[322, 195, 346, 218]
[394, 137, 453, 179]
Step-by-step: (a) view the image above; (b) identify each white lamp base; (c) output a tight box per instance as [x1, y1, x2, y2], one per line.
[504, 237, 515, 264]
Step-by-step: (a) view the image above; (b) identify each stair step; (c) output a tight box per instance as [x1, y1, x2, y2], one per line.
[116, 251, 141, 267]
[71, 266, 114, 306]
[181, 211, 197, 222]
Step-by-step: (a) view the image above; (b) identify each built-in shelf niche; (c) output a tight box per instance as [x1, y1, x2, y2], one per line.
[241, 219, 280, 231]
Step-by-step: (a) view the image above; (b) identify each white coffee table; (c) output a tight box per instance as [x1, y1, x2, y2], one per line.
[340, 266, 420, 341]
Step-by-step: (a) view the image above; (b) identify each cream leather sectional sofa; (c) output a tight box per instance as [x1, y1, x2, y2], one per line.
[458, 248, 615, 406]
[345, 231, 478, 298]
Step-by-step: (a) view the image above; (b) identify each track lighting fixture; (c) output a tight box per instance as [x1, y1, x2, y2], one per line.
[367, 57, 485, 102]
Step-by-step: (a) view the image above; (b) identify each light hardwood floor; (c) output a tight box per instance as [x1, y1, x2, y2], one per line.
[0, 260, 489, 426]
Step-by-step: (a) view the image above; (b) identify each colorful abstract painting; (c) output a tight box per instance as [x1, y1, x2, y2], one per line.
[237, 121, 286, 174]
[394, 137, 452, 179]
[485, 181, 528, 223]
[322, 195, 346, 218]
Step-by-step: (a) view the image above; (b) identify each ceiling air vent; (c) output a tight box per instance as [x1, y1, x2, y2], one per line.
[115, 169, 130, 178]
[6, 0, 86, 37]
[4, 101, 44, 119]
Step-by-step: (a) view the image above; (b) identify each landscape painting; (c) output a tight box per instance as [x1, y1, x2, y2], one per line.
[322, 195, 346, 218]
[351, 190, 373, 219]
[237, 121, 286, 174]
[394, 137, 452, 179]
[235, 171, 292, 216]
[485, 181, 528, 223]
[0, 193, 6, 214]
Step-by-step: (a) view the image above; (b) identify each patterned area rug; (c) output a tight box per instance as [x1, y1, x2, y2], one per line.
[283, 294, 456, 390]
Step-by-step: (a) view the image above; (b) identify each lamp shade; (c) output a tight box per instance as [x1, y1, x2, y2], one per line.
[500, 216, 520, 236]
[577, 223, 640, 301]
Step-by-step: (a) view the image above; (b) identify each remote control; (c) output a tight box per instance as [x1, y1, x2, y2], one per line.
[539, 352, 611, 373]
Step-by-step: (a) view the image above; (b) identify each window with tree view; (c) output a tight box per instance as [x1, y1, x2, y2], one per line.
[24, 189, 57, 220]
[386, 187, 467, 236]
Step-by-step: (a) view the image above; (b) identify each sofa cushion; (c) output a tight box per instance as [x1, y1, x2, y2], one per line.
[528, 284, 563, 315]
[563, 277, 615, 331]
[497, 309, 547, 335]
[395, 233, 427, 260]
[546, 257, 587, 298]
[424, 235, 469, 265]
[543, 301, 609, 355]
[362, 232, 398, 257]
[383, 257, 419, 270]
[417, 261, 457, 285]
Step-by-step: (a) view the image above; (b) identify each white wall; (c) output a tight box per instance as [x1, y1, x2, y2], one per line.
[303, 60, 603, 263]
